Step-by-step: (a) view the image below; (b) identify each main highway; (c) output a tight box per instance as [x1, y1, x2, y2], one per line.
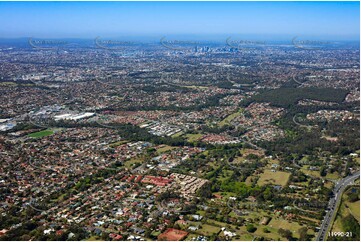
[316, 171, 360, 241]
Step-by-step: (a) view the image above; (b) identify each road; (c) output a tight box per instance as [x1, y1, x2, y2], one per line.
[316, 171, 360, 241]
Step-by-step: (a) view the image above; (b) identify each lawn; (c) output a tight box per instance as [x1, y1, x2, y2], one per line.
[204, 219, 228, 228]
[28, 129, 54, 138]
[257, 170, 291, 187]
[198, 224, 221, 236]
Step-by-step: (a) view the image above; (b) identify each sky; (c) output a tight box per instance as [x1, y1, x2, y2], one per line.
[0, 1, 359, 40]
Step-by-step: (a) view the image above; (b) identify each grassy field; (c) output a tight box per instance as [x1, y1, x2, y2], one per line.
[347, 200, 360, 222]
[156, 145, 175, 154]
[267, 218, 307, 239]
[171, 131, 184, 138]
[208, 216, 309, 241]
[109, 140, 128, 147]
[329, 186, 360, 239]
[185, 233, 200, 241]
[241, 148, 265, 157]
[198, 224, 221, 236]
[0, 82, 17, 86]
[185, 133, 203, 142]
[85, 235, 101, 241]
[218, 109, 243, 127]
[330, 200, 350, 234]
[183, 85, 209, 90]
[232, 156, 248, 164]
[257, 170, 291, 187]
[28, 129, 54, 138]
[300, 165, 341, 180]
[325, 171, 341, 180]
[124, 157, 143, 168]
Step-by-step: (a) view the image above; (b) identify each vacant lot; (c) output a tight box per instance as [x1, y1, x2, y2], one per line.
[257, 170, 291, 187]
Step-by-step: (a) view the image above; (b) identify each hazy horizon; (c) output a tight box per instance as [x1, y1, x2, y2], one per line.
[0, 1, 359, 40]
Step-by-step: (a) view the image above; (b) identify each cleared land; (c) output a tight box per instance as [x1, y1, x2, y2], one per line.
[257, 170, 291, 187]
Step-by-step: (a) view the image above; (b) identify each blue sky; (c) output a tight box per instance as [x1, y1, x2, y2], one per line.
[0, 1, 359, 40]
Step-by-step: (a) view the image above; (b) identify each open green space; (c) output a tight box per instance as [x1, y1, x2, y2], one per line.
[109, 140, 128, 147]
[185, 133, 203, 142]
[218, 109, 243, 127]
[0, 82, 17, 86]
[347, 200, 360, 222]
[28, 129, 54, 138]
[85, 235, 101, 241]
[156, 145, 176, 154]
[183, 85, 209, 90]
[124, 157, 143, 168]
[198, 224, 221, 236]
[267, 218, 306, 239]
[257, 170, 291, 187]
[329, 186, 360, 240]
[171, 131, 184, 138]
